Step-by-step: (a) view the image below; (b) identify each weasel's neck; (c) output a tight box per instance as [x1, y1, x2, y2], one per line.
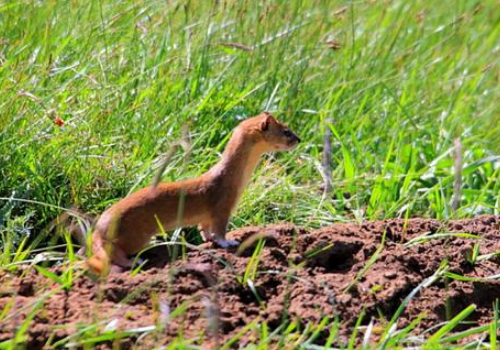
[206, 128, 265, 202]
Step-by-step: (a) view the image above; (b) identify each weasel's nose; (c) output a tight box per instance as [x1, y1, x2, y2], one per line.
[293, 133, 301, 143]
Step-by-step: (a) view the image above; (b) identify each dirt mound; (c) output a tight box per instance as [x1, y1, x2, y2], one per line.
[1, 216, 500, 348]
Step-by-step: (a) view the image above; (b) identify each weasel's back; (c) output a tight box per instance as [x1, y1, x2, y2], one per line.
[94, 179, 210, 254]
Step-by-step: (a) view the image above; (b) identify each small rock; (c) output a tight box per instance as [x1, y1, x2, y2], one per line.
[337, 294, 352, 304]
[383, 270, 397, 279]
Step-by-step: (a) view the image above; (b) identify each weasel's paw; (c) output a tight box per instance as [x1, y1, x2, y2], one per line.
[214, 239, 240, 249]
[109, 264, 126, 274]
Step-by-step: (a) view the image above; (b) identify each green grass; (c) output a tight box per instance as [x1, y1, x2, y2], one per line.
[1, 0, 500, 348]
[2, 0, 500, 231]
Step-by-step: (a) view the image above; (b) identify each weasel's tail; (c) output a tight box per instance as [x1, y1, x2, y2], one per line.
[86, 230, 111, 276]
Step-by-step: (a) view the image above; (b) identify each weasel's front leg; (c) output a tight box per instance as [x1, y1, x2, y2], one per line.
[209, 218, 239, 248]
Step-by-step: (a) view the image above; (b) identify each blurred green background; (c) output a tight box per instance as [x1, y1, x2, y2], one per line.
[1, 0, 500, 242]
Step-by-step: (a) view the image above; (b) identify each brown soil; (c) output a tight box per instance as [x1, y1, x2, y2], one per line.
[1, 216, 500, 348]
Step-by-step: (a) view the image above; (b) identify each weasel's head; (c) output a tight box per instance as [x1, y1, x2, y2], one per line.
[243, 112, 301, 152]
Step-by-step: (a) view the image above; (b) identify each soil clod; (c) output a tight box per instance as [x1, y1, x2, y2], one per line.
[1, 217, 500, 348]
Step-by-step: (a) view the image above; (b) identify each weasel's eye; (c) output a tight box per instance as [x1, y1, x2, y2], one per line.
[283, 130, 292, 137]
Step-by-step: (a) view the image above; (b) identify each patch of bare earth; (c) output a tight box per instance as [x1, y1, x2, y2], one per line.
[1, 216, 500, 348]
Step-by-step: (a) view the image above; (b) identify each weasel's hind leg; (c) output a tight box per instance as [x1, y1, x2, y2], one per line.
[110, 245, 133, 268]
[199, 222, 212, 242]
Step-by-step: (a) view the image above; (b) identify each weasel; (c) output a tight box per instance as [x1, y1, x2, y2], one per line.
[88, 112, 301, 275]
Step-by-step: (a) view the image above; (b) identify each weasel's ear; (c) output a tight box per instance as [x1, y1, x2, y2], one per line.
[260, 113, 274, 132]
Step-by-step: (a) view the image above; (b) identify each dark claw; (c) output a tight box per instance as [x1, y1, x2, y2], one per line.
[214, 239, 240, 248]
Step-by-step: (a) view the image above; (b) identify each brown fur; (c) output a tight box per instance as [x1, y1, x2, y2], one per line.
[88, 112, 300, 275]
